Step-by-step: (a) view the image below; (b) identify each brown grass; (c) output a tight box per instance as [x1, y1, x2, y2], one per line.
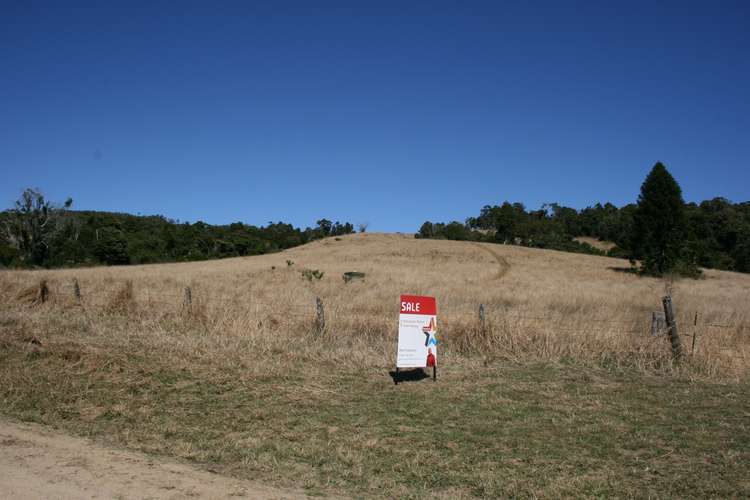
[1, 233, 749, 381]
[15, 279, 49, 305]
[574, 236, 617, 252]
[105, 279, 134, 314]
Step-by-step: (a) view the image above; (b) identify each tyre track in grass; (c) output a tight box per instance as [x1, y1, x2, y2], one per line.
[472, 242, 511, 279]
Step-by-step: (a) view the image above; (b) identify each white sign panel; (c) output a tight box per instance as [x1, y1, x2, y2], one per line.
[397, 295, 437, 368]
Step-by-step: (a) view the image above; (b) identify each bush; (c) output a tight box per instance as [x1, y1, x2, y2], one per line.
[301, 269, 324, 281]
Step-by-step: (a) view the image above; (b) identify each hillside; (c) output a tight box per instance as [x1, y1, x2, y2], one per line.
[2, 233, 749, 497]
[3, 232, 747, 375]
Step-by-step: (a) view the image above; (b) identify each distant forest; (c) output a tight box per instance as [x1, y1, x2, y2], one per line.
[0, 190, 355, 268]
[417, 198, 750, 274]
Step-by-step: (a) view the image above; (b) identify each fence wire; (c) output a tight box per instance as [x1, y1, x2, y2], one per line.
[34, 282, 750, 332]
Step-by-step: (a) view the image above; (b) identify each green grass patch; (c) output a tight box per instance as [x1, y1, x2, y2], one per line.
[1, 340, 749, 498]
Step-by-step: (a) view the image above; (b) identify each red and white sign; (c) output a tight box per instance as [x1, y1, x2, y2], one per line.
[397, 295, 437, 368]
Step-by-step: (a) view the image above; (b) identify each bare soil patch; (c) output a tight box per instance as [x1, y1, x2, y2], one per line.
[0, 419, 307, 500]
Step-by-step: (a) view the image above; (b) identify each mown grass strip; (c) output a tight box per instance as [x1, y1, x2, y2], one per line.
[1, 339, 748, 498]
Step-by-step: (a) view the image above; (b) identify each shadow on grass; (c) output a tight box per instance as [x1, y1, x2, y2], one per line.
[389, 368, 430, 385]
[608, 266, 638, 274]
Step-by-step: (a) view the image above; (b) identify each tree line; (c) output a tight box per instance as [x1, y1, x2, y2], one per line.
[0, 188, 355, 268]
[417, 163, 750, 276]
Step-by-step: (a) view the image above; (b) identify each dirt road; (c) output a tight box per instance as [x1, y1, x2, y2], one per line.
[0, 419, 307, 499]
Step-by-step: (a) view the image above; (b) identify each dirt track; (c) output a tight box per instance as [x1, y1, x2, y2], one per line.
[0, 419, 307, 499]
[472, 242, 511, 279]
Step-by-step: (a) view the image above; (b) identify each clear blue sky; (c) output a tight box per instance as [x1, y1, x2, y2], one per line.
[2, 1, 748, 232]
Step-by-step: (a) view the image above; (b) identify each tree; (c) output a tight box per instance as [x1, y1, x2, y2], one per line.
[442, 221, 471, 240]
[493, 202, 523, 243]
[315, 219, 333, 237]
[416, 221, 434, 239]
[1, 188, 73, 266]
[0, 242, 18, 267]
[629, 162, 693, 276]
[733, 230, 750, 273]
[94, 227, 130, 265]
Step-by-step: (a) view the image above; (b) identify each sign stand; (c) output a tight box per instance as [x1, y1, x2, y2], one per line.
[395, 295, 438, 385]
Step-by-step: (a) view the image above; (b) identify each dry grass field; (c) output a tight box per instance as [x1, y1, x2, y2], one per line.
[2, 233, 749, 497]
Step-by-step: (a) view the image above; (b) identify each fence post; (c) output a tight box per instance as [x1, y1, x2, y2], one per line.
[651, 311, 666, 336]
[38, 280, 49, 304]
[662, 295, 683, 359]
[73, 278, 81, 303]
[184, 286, 192, 313]
[692, 311, 698, 355]
[479, 303, 485, 329]
[315, 297, 325, 335]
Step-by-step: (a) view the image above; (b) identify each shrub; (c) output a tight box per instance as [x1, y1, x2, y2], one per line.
[301, 269, 324, 281]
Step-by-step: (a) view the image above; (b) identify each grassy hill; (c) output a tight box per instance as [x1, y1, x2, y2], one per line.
[1, 233, 749, 497]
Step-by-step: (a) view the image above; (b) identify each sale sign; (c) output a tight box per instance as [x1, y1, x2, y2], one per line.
[397, 295, 437, 368]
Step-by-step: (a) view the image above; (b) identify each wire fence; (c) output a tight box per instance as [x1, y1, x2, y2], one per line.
[17, 279, 750, 333]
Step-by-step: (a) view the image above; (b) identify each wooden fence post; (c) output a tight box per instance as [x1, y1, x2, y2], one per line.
[73, 278, 81, 303]
[662, 295, 683, 359]
[184, 286, 192, 313]
[479, 304, 485, 332]
[651, 311, 666, 336]
[692, 311, 698, 355]
[315, 297, 325, 335]
[38, 280, 49, 304]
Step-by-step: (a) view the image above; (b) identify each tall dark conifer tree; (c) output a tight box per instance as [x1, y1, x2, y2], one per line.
[630, 162, 688, 275]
